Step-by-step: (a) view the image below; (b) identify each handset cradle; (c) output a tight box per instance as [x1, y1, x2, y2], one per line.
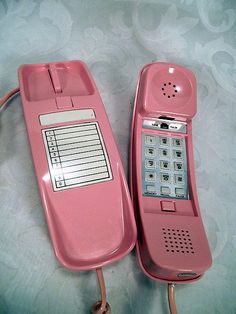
[18, 61, 137, 312]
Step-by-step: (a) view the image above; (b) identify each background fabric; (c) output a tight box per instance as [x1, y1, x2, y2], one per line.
[0, 0, 235, 313]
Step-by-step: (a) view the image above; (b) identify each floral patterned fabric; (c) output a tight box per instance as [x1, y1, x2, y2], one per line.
[0, 1, 235, 313]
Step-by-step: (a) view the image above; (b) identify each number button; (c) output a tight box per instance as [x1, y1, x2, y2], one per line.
[159, 137, 169, 146]
[145, 147, 156, 157]
[174, 162, 183, 171]
[160, 148, 169, 158]
[145, 159, 155, 169]
[160, 160, 170, 170]
[173, 138, 182, 147]
[173, 150, 182, 159]
[175, 174, 183, 184]
[145, 172, 156, 182]
[160, 173, 171, 183]
[160, 186, 171, 196]
[175, 188, 184, 197]
[146, 185, 156, 193]
[145, 135, 156, 145]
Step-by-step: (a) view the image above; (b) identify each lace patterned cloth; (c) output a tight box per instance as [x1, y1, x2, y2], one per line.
[0, 1, 235, 313]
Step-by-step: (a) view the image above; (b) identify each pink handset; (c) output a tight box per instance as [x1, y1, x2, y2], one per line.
[130, 62, 212, 283]
[17, 60, 137, 311]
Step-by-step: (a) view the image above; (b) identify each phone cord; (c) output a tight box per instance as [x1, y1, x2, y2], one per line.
[168, 283, 178, 314]
[0, 87, 20, 109]
[91, 268, 111, 314]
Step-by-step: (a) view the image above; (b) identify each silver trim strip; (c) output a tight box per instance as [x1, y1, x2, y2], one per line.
[143, 119, 187, 134]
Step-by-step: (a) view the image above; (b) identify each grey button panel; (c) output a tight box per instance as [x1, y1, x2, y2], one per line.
[142, 133, 189, 199]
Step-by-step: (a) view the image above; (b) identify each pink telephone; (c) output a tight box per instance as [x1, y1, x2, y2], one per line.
[15, 60, 136, 312]
[130, 62, 212, 296]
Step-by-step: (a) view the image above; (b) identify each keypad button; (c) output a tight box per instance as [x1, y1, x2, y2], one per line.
[145, 135, 156, 145]
[145, 172, 156, 182]
[145, 147, 156, 157]
[160, 173, 171, 183]
[175, 174, 183, 184]
[173, 150, 182, 159]
[159, 136, 169, 146]
[173, 138, 182, 147]
[160, 160, 170, 170]
[145, 159, 155, 169]
[160, 186, 171, 196]
[175, 188, 184, 197]
[146, 185, 156, 193]
[159, 148, 169, 158]
[174, 162, 183, 171]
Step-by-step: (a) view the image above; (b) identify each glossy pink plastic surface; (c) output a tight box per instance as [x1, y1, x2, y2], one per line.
[130, 62, 212, 283]
[18, 60, 137, 271]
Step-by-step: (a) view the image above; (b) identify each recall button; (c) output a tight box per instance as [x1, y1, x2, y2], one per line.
[161, 201, 176, 212]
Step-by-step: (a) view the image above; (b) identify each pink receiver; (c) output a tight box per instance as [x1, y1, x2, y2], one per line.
[130, 62, 212, 283]
[18, 60, 137, 270]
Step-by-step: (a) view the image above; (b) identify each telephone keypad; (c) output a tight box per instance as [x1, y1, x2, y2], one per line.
[142, 133, 188, 199]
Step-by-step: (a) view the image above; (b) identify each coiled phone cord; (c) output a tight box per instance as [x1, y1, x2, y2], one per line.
[168, 283, 178, 314]
[0, 87, 20, 110]
[92, 268, 111, 314]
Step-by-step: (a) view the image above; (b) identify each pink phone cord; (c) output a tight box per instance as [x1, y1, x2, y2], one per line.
[168, 284, 178, 314]
[91, 268, 111, 314]
[0, 87, 20, 108]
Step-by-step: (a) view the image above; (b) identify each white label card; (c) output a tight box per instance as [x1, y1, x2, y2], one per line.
[42, 122, 112, 191]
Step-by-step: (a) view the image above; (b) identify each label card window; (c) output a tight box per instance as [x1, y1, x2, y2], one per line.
[42, 122, 112, 191]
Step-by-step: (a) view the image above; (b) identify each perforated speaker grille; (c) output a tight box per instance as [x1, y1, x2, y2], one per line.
[161, 82, 178, 99]
[162, 228, 195, 254]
